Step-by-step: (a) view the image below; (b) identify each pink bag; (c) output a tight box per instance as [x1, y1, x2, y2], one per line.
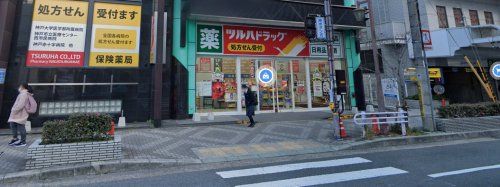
[25, 95, 38, 114]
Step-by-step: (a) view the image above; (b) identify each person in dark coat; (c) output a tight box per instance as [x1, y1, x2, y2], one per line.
[242, 85, 257, 127]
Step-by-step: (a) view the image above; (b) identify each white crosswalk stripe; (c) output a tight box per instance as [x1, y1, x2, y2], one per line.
[235, 167, 408, 187]
[216, 157, 371, 178]
[216, 157, 409, 186]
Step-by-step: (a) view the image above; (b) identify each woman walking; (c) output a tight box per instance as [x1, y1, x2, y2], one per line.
[8, 84, 35, 147]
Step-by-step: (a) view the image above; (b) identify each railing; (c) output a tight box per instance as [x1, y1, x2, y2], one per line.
[353, 109, 409, 137]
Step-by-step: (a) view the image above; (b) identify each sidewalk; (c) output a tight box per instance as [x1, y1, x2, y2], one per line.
[0, 113, 362, 176]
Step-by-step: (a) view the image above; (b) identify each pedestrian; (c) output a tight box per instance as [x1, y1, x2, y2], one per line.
[242, 84, 257, 127]
[8, 83, 36, 147]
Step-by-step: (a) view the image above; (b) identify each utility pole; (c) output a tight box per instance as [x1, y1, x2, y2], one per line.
[153, 0, 166, 128]
[367, 0, 385, 112]
[407, 0, 436, 131]
[323, 0, 341, 139]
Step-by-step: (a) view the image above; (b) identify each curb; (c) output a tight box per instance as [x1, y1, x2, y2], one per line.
[2, 129, 500, 183]
[0, 158, 201, 184]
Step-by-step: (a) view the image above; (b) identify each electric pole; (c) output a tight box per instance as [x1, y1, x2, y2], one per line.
[407, 0, 436, 131]
[323, 0, 341, 139]
[367, 0, 385, 112]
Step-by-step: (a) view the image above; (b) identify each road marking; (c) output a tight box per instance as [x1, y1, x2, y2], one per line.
[428, 164, 500, 178]
[235, 167, 408, 187]
[216, 157, 371, 178]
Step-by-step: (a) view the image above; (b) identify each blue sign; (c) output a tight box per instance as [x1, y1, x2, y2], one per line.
[0, 68, 5, 84]
[315, 17, 327, 40]
[259, 68, 274, 84]
[491, 63, 500, 80]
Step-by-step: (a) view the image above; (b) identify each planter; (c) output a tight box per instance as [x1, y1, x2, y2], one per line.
[26, 136, 122, 170]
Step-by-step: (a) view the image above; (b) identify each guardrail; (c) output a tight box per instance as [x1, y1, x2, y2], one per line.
[353, 109, 409, 137]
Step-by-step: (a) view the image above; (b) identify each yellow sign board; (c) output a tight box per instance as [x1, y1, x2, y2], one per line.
[92, 3, 141, 27]
[428, 68, 442, 78]
[33, 0, 88, 24]
[89, 2, 142, 67]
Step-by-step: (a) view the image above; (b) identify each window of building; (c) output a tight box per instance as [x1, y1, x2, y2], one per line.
[469, 10, 480, 26]
[453, 8, 464, 27]
[485, 11, 494, 25]
[437, 6, 449, 28]
[195, 57, 238, 113]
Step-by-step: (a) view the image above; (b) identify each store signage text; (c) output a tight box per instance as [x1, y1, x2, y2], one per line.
[197, 24, 310, 57]
[27, 0, 88, 67]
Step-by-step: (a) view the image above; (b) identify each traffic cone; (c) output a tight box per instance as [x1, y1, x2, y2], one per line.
[339, 119, 347, 138]
[371, 115, 380, 134]
[109, 121, 115, 136]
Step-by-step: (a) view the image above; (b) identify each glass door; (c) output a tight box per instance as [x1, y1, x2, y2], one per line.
[275, 59, 293, 112]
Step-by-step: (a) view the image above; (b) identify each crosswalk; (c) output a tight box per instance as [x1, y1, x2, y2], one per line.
[216, 157, 408, 187]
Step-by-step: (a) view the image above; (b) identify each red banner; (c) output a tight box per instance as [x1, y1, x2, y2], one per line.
[223, 25, 310, 57]
[26, 51, 85, 67]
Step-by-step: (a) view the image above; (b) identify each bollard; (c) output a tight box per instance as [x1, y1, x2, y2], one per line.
[193, 113, 201, 121]
[360, 111, 367, 138]
[208, 112, 215, 121]
[399, 108, 407, 136]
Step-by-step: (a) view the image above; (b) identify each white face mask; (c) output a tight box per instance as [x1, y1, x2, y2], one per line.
[18, 88, 23, 93]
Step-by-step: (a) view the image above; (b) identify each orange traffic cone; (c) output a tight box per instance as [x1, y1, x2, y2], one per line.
[371, 115, 380, 134]
[109, 121, 115, 136]
[339, 119, 347, 138]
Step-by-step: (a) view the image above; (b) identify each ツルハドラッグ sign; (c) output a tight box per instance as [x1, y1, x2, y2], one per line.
[89, 3, 141, 67]
[26, 0, 88, 67]
[197, 24, 310, 57]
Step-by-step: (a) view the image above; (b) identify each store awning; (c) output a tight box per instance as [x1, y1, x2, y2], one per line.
[185, 0, 365, 30]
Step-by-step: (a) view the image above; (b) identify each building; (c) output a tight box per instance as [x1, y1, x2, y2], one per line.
[358, 0, 500, 106]
[0, 0, 364, 128]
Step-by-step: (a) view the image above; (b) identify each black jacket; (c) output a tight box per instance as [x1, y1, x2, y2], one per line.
[244, 90, 258, 106]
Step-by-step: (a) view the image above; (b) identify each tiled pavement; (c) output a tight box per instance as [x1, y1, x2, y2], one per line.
[0, 119, 361, 176]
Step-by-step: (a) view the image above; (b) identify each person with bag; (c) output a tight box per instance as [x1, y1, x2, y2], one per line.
[8, 83, 37, 147]
[242, 84, 258, 128]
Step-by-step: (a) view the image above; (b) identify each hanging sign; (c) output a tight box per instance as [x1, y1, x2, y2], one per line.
[315, 17, 327, 40]
[26, 0, 88, 67]
[428, 68, 442, 78]
[89, 2, 141, 67]
[258, 65, 276, 87]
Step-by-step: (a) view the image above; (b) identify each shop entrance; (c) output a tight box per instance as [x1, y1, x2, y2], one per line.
[255, 58, 295, 112]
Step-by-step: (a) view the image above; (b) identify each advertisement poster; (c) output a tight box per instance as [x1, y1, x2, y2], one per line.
[89, 3, 142, 67]
[198, 57, 211, 72]
[313, 81, 323, 97]
[197, 24, 310, 57]
[26, 0, 88, 67]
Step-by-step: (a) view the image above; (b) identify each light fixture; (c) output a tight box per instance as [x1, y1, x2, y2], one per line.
[353, 8, 368, 22]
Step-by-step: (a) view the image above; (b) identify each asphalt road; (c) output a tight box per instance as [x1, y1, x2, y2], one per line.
[69, 139, 500, 187]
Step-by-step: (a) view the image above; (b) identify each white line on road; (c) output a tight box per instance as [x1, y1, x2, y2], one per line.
[428, 164, 500, 178]
[216, 157, 371, 179]
[235, 167, 408, 187]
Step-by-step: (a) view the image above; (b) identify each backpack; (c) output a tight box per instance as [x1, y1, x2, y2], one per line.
[25, 95, 38, 114]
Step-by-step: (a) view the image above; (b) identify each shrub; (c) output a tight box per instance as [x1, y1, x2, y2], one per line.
[438, 102, 500, 118]
[42, 113, 113, 145]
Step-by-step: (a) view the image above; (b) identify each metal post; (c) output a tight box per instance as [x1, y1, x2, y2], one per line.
[407, 0, 435, 131]
[367, 0, 385, 112]
[153, 0, 166, 128]
[324, 0, 340, 139]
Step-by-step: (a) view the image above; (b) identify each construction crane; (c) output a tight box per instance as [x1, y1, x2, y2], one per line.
[464, 56, 497, 102]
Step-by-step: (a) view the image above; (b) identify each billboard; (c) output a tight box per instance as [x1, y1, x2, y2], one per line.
[26, 0, 88, 67]
[89, 3, 142, 67]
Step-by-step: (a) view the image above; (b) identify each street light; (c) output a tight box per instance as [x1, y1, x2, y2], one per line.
[353, 8, 368, 22]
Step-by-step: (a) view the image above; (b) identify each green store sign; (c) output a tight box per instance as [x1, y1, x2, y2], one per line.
[197, 25, 223, 53]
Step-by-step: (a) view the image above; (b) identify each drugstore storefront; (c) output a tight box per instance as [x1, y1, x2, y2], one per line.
[173, 0, 366, 117]
[193, 24, 348, 115]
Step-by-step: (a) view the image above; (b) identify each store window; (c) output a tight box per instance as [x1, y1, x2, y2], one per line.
[292, 60, 308, 109]
[195, 57, 237, 113]
[309, 60, 331, 108]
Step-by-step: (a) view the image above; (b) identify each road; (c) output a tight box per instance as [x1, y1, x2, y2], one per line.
[31, 139, 500, 187]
